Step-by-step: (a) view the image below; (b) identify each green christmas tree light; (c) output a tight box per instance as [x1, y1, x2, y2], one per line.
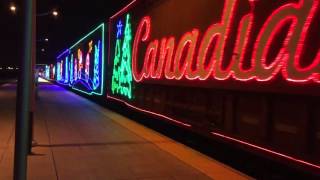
[111, 32, 122, 94]
[111, 14, 133, 99]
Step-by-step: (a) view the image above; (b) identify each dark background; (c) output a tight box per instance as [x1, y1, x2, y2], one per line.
[0, 0, 132, 67]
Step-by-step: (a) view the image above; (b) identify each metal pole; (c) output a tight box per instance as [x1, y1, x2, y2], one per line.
[28, 0, 36, 154]
[13, 0, 35, 179]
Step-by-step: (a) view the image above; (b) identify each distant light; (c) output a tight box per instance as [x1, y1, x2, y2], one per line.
[41, 48, 45, 52]
[38, 77, 49, 83]
[10, 4, 16, 13]
[45, 38, 49, 42]
[52, 10, 58, 17]
[0, 67, 2, 70]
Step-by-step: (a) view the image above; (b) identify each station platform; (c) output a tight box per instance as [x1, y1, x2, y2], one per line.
[0, 83, 252, 180]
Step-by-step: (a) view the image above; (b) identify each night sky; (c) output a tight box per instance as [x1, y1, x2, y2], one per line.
[0, 0, 132, 67]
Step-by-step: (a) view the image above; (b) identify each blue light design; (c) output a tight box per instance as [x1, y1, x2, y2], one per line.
[93, 40, 101, 90]
[57, 62, 61, 81]
[57, 49, 70, 59]
[117, 20, 123, 38]
[70, 54, 74, 84]
[45, 65, 50, 79]
[65, 56, 69, 83]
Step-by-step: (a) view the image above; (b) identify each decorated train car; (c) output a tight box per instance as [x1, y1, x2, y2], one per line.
[36, 64, 50, 80]
[56, 0, 320, 173]
[56, 24, 105, 96]
[49, 64, 55, 80]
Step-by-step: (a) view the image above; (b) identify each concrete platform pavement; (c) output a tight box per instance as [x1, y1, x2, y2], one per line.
[0, 83, 252, 180]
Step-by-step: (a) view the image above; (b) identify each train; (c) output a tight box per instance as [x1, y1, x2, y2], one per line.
[47, 0, 320, 174]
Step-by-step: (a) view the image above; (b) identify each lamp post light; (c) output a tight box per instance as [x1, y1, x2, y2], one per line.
[37, 38, 49, 42]
[9, 4, 17, 14]
[10, 5, 16, 12]
[52, 10, 58, 17]
[37, 9, 60, 17]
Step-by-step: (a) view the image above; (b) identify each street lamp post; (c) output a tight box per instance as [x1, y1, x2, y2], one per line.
[28, 8, 59, 156]
[28, 0, 37, 155]
[13, 0, 35, 179]
[27, 8, 60, 155]
[14, 0, 59, 178]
